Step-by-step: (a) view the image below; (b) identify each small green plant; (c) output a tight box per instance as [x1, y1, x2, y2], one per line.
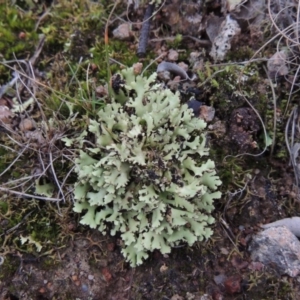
[64, 66, 222, 266]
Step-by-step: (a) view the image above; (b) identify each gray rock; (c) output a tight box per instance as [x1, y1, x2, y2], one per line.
[249, 226, 300, 277]
[261, 217, 300, 237]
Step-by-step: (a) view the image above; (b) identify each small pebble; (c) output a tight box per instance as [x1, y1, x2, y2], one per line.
[90, 63, 98, 71]
[199, 105, 215, 122]
[159, 264, 168, 273]
[88, 274, 94, 281]
[38, 287, 46, 294]
[47, 282, 53, 289]
[74, 280, 81, 286]
[19, 118, 35, 131]
[168, 49, 179, 61]
[189, 51, 201, 64]
[224, 276, 241, 295]
[107, 243, 115, 252]
[72, 275, 78, 281]
[113, 23, 132, 40]
[101, 267, 112, 282]
[19, 32, 26, 39]
[214, 273, 226, 285]
[133, 62, 143, 75]
[81, 283, 88, 292]
[220, 247, 229, 255]
[95, 85, 108, 97]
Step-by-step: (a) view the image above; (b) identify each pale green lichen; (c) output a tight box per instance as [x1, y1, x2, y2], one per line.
[66, 67, 222, 267]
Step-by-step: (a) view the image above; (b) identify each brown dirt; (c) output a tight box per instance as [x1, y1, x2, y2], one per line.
[1, 0, 300, 299]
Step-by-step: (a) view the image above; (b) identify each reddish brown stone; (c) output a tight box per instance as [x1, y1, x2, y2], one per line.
[67, 222, 76, 231]
[74, 280, 81, 286]
[90, 63, 98, 71]
[224, 276, 241, 294]
[47, 282, 53, 289]
[71, 275, 78, 281]
[107, 243, 115, 252]
[19, 32, 26, 39]
[38, 287, 46, 294]
[239, 237, 247, 247]
[102, 267, 112, 282]
[212, 291, 223, 300]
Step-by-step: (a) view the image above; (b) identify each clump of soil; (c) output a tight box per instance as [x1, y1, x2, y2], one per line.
[229, 107, 261, 153]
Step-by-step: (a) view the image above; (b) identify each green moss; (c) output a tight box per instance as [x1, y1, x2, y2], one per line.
[0, 4, 38, 61]
[40, 0, 105, 50]
[226, 46, 255, 62]
[90, 39, 140, 78]
[0, 196, 69, 258]
[41, 257, 61, 270]
[0, 201, 9, 215]
[0, 255, 19, 280]
[29, 220, 59, 242]
[247, 272, 296, 300]
[166, 34, 183, 49]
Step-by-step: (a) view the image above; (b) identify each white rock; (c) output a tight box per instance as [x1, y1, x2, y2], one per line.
[210, 15, 241, 61]
[88, 274, 94, 281]
[113, 23, 132, 40]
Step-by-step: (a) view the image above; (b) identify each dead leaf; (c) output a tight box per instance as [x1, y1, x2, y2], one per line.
[206, 14, 225, 43]
[267, 50, 289, 79]
[0, 105, 13, 124]
[227, 0, 247, 12]
[231, 0, 265, 26]
[24, 130, 46, 144]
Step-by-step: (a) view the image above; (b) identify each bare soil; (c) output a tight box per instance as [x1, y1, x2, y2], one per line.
[1, 0, 300, 299]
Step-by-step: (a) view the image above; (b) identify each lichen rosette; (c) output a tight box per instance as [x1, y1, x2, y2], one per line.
[69, 67, 222, 266]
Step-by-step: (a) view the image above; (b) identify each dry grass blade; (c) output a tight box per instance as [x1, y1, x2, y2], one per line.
[0, 56, 76, 204]
[285, 106, 300, 197]
[0, 186, 63, 202]
[267, 0, 300, 116]
[264, 65, 277, 156]
[48, 151, 65, 203]
[125, 0, 167, 25]
[0, 145, 28, 178]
